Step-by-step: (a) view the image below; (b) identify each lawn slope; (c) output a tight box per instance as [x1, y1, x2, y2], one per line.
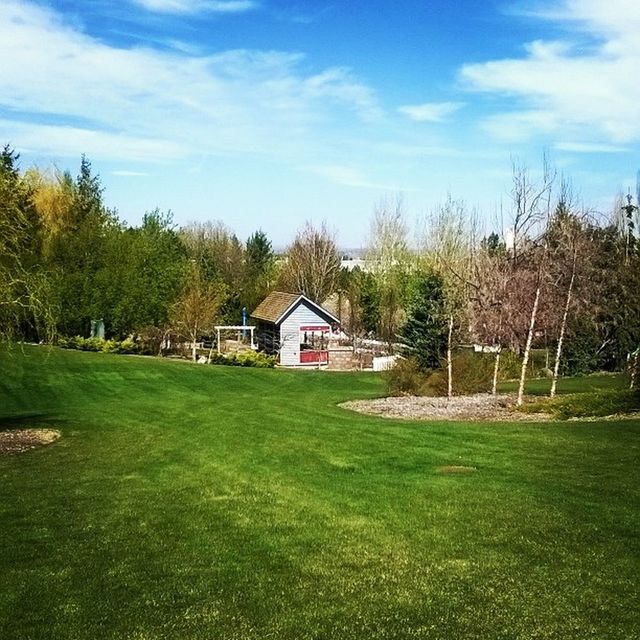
[1, 346, 639, 640]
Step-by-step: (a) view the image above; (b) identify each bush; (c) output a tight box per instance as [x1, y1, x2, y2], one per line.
[497, 350, 524, 380]
[210, 350, 277, 368]
[423, 352, 493, 396]
[518, 388, 640, 419]
[75, 336, 103, 352]
[384, 357, 433, 396]
[118, 336, 138, 354]
[384, 350, 531, 397]
[136, 326, 167, 356]
[56, 335, 140, 355]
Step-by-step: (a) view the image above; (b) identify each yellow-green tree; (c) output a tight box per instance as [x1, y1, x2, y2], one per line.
[171, 263, 227, 362]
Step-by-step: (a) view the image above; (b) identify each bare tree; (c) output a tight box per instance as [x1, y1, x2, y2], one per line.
[279, 221, 341, 304]
[510, 157, 555, 406]
[508, 156, 554, 264]
[545, 182, 591, 397]
[469, 243, 511, 394]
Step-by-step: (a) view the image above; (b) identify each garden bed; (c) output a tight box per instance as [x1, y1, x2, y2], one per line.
[0, 429, 61, 454]
[341, 393, 550, 421]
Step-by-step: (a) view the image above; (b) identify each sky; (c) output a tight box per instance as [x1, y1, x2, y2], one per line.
[1, 0, 639, 247]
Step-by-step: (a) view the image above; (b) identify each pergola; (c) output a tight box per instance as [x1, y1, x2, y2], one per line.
[214, 325, 256, 353]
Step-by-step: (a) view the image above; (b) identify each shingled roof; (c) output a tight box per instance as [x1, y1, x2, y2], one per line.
[251, 291, 339, 325]
[251, 292, 300, 323]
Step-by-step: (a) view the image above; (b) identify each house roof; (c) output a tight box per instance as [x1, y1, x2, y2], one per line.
[251, 291, 339, 325]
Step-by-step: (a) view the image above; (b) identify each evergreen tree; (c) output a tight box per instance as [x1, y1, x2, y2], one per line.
[397, 270, 448, 371]
[243, 230, 275, 312]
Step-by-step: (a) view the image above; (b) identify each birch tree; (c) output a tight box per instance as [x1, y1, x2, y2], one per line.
[545, 184, 589, 397]
[509, 157, 555, 406]
[469, 242, 511, 394]
[422, 195, 476, 399]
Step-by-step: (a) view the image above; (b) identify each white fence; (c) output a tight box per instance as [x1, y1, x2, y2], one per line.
[372, 355, 400, 372]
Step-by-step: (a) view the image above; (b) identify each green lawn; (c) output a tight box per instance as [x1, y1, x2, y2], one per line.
[1, 346, 639, 640]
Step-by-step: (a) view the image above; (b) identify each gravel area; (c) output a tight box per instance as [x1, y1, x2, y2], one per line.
[0, 429, 61, 454]
[341, 393, 551, 422]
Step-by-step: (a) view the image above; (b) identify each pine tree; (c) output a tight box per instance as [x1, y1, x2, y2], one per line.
[397, 270, 448, 372]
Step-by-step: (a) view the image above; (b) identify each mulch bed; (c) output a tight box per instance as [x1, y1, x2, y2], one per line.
[340, 393, 551, 422]
[0, 429, 61, 455]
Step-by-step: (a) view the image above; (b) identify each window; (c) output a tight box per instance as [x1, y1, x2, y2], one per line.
[299, 325, 330, 351]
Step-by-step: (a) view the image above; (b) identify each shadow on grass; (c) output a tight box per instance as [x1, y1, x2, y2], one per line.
[0, 412, 65, 429]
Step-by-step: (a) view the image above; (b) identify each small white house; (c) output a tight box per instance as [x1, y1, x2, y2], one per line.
[251, 292, 340, 367]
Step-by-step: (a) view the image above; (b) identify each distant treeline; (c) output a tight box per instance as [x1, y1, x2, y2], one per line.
[1, 146, 639, 381]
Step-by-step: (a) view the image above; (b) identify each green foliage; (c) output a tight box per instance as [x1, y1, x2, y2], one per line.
[383, 356, 432, 396]
[243, 230, 276, 313]
[179, 221, 246, 323]
[397, 269, 448, 371]
[100, 210, 187, 336]
[0, 145, 55, 342]
[209, 350, 276, 368]
[561, 316, 604, 375]
[354, 268, 381, 335]
[57, 335, 139, 354]
[496, 349, 526, 380]
[386, 350, 545, 397]
[480, 231, 507, 257]
[427, 352, 496, 395]
[570, 224, 640, 372]
[518, 388, 640, 419]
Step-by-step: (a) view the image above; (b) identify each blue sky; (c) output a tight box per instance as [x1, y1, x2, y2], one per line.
[1, 0, 638, 247]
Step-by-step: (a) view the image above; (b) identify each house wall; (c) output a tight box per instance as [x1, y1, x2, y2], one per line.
[279, 302, 333, 366]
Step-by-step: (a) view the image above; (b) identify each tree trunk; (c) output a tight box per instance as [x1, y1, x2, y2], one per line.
[191, 327, 198, 362]
[447, 314, 454, 401]
[550, 257, 576, 398]
[631, 349, 639, 390]
[492, 347, 501, 395]
[517, 284, 541, 406]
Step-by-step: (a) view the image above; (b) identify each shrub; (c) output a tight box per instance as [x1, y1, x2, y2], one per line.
[423, 352, 493, 396]
[136, 326, 167, 356]
[234, 350, 277, 368]
[76, 336, 103, 352]
[384, 357, 433, 396]
[209, 350, 276, 368]
[497, 350, 523, 380]
[385, 351, 532, 398]
[118, 336, 138, 354]
[518, 388, 640, 419]
[56, 335, 140, 355]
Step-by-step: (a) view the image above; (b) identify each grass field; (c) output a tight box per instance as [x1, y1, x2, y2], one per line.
[1, 346, 639, 639]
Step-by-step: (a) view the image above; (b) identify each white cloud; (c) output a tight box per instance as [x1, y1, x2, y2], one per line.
[0, 120, 186, 162]
[0, 1, 380, 163]
[555, 142, 630, 154]
[307, 164, 419, 192]
[398, 102, 463, 123]
[132, 0, 257, 14]
[460, 0, 640, 144]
